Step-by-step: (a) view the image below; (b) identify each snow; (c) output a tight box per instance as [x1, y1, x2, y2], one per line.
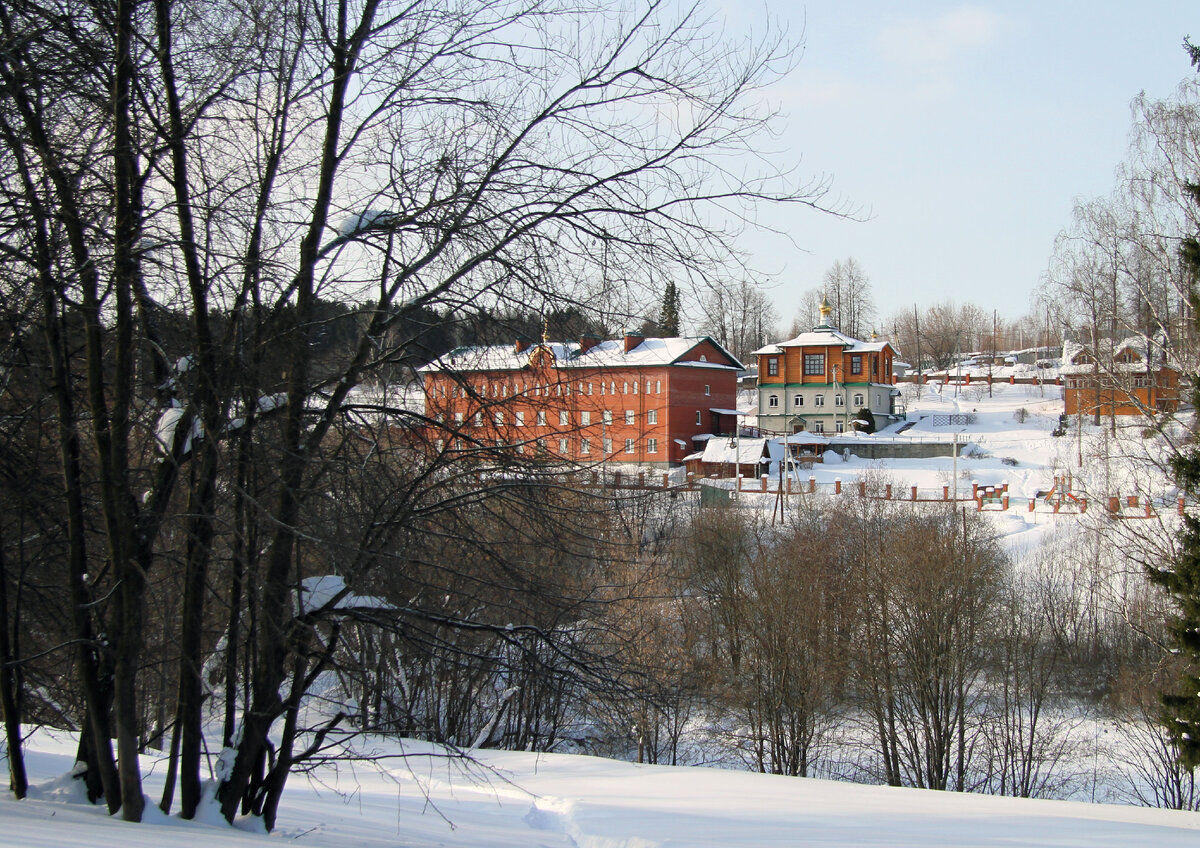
[7, 380, 1199, 847]
[297, 575, 394, 614]
[419, 336, 741, 374]
[4, 729, 1199, 848]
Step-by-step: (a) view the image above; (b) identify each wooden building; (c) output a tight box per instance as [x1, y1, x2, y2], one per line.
[752, 298, 899, 434]
[1060, 338, 1180, 417]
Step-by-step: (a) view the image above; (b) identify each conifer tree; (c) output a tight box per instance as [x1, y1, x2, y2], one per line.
[659, 281, 681, 336]
[1147, 38, 1200, 768]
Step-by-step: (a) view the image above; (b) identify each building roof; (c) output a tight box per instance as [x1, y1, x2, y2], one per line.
[750, 321, 894, 357]
[419, 336, 743, 374]
[1059, 336, 1177, 376]
[700, 437, 770, 466]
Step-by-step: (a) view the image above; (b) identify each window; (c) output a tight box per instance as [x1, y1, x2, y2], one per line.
[625, 410, 635, 425]
[813, 421, 825, 433]
[494, 411, 504, 426]
[646, 381, 652, 393]
[633, 381, 638, 394]
[453, 412, 464, 425]
[473, 412, 483, 427]
[435, 439, 444, 451]
[624, 438, 635, 453]
[793, 394, 802, 408]
[835, 394, 844, 407]
[536, 438, 546, 452]
[647, 438, 658, 454]
[623, 381, 629, 394]
[851, 355, 862, 375]
[435, 413, 444, 423]
[581, 410, 591, 425]
[559, 410, 569, 426]
[768, 395, 779, 408]
[814, 395, 825, 407]
[515, 410, 525, 426]
[854, 393, 864, 407]
[704, 384, 710, 396]
[603, 437, 613, 454]
[559, 438, 568, 454]
[647, 409, 657, 425]
[836, 421, 844, 433]
[581, 438, 591, 454]
[655, 380, 661, 394]
[536, 410, 547, 426]
[588, 383, 594, 395]
[603, 410, 613, 425]
[767, 357, 779, 376]
[695, 410, 702, 426]
[804, 353, 825, 375]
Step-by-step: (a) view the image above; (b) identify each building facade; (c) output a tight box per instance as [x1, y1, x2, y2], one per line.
[752, 299, 898, 434]
[1060, 338, 1180, 417]
[419, 333, 743, 467]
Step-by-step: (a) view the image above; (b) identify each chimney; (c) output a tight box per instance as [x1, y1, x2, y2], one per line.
[579, 333, 601, 354]
[515, 337, 530, 354]
[623, 330, 644, 353]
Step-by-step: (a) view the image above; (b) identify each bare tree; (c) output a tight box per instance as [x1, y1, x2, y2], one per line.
[698, 279, 779, 362]
[819, 258, 876, 339]
[0, 0, 830, 827]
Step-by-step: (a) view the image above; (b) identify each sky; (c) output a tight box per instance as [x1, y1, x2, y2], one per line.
[721, 1, 1199, 331]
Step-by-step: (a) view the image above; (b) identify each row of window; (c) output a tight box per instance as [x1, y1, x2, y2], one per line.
[764, 354, 887, 379]
[435, 436, 660, 455]
[445, 408, 665, 427]
[766, 392, 865, 409]
[433, 378, 665, 400]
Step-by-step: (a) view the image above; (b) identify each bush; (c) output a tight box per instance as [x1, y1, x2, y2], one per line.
[1013, 407, 1027, 423]
[853, 407, 875, 434]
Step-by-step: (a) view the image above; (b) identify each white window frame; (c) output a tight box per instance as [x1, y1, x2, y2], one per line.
[625, 409, 635, 425]
[536, 410, 547, 426]
[624, 438, 635, 453]
[559, 410, 569, 426]
[580, 410, 591, 425]
[647, 438, 658, 454]
[647, 409, 657, 425]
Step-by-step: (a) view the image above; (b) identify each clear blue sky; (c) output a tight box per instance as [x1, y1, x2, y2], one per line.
[725, 1, 1198, 330]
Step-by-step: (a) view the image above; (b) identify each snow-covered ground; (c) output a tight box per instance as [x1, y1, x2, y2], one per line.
[5, 381, 1198, 846]
[5, 729, 1200, 848]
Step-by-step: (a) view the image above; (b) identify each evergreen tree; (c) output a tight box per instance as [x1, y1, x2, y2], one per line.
[1147, 39, 1200, 768]
[659, 281, 681, 336]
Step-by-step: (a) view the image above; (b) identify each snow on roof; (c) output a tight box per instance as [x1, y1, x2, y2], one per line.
[779, 431, 830, 446]
[750, 325, 893, 356]
[419, 336, 743, 373]
[700, 437, 769, 466]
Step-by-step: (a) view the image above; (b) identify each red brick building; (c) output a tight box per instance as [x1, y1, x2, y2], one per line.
[419, 333, 743, 467]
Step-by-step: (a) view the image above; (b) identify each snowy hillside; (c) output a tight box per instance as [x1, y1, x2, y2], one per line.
[4, 381, 1199, 846]
[4, 729, 1200, 848]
